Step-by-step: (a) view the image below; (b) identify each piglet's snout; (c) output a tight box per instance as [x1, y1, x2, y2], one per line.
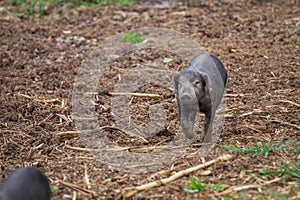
[179, 88, 197, 105]
[180, 94, 192, 102]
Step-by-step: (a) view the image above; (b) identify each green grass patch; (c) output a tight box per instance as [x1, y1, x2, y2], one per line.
[8, 0, 50, 18]
[221, 139, 299, 158]
[259, 160, 300, 179]
[8, 0, 27, 6]
[58, 0, 135, 7]
[121, 32, 144, 44]
[209, 182, 224, 191]
[8, 0, 135, 7]
[6, 0, 135, 18]
[219, 196, 235, 200]
[263, 190, 288, 200]
[184, 175, 224, 193]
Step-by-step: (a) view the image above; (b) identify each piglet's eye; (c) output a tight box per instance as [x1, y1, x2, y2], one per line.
[194, 80, 201, 86]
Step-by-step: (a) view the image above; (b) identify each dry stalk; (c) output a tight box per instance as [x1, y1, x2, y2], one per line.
[103, 145, 169, 153]
[214, 177, 281, 196]
[59, 181, 97, 196]
[100, 125, 148, 142]
[108, 92, 162, 99]
[239, 109, 263, 118]
[279, 99, 300, 107]
[123, 154, 233, 198]
[56, 131, 79, 137]
[17, 93, 61, 103]
[84, 163, 91, 190]
[72, 191, 76, 200]
[225, 93, 247, 97]
[237, 124, 268, 132]
[37, 113, 54, 126]
[270, 119, 300, 130]
[64, 145, 100, 152]
[56, 126, 148, 143]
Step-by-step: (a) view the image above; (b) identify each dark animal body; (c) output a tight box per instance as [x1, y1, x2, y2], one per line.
[0, 167, 51, 200]
[173, 54, 227, 142]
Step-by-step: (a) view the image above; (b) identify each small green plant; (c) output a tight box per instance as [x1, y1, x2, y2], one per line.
[262, 189, 288, 200]
[291, 144, 300, 154]
[209, 182, 224, 191]
[221, 143, 274, 157]
[121, 32, 144, 43]
[8, 0, 27, 6]
[221, 139, 298, 158]
[51, 185, 59, 192]
[259, 160, 300, 179]
[163, 57, 173, 63]
[115, 0, 134, 6]
[184, 175, 206, 193]
[22, 0, 49, 18]
[278, 160, 300, 179]
[184, 175, 224, 193]
[292, 34, 298, 44]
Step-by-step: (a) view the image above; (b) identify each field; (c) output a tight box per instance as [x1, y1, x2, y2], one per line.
[0, 0, 299, 199]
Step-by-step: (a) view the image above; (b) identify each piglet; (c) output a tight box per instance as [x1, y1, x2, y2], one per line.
[173, 53, 227, 142]
[0, 167, 51, 200]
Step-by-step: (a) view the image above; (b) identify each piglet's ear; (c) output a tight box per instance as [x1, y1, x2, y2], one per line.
[172, 73, 180, 89]
[199, 72, 212, 92]
[172, 73, 179, 82]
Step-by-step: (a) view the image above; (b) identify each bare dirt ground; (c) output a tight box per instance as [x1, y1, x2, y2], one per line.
[0, 0, 299, 199]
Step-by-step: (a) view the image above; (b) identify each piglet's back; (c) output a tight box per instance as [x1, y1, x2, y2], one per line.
[188, 53, 227, 86]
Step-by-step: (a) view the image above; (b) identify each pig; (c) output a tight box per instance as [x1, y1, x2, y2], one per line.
[173, 53, 227, 142]
[0, 167, 51, 200]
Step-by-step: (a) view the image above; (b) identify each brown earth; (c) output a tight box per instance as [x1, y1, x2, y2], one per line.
[0, 0, 299, 199]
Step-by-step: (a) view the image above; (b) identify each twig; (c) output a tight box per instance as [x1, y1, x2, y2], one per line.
[17, 93, 61, 103]
[225, 93, 247, 97]
[237, 124, 267, 133]
[64, 144, 170, 153]
[103, 145, 171, 153]
[59, 181, 97, 196]
[56, 131, 79, 137]
[279, 99, 300, 107]
[225, 114, 234, 118]
[37, 113, 54, 126]
[56, 126, 148, 143]
[214, 177, 281, 196]
[122, 154, 233, 198]
[108, 92, 162, 99]
[239, 109, 263, 118]
[263, 177, 282, 185]
[84, 164, 91, 190]
[104, 143, 195, 153]
[0, 130, 34, 139]
[64, 145, 100, 152]
[72, 191, 76, 200]
[100, 126, 148, 142]
[56, 114, 72, 123]
[270, 119, 300, 130]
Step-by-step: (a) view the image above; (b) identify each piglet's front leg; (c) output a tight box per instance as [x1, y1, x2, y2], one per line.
[180, 106, 197, 139]
[200, 112, 212, 143]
